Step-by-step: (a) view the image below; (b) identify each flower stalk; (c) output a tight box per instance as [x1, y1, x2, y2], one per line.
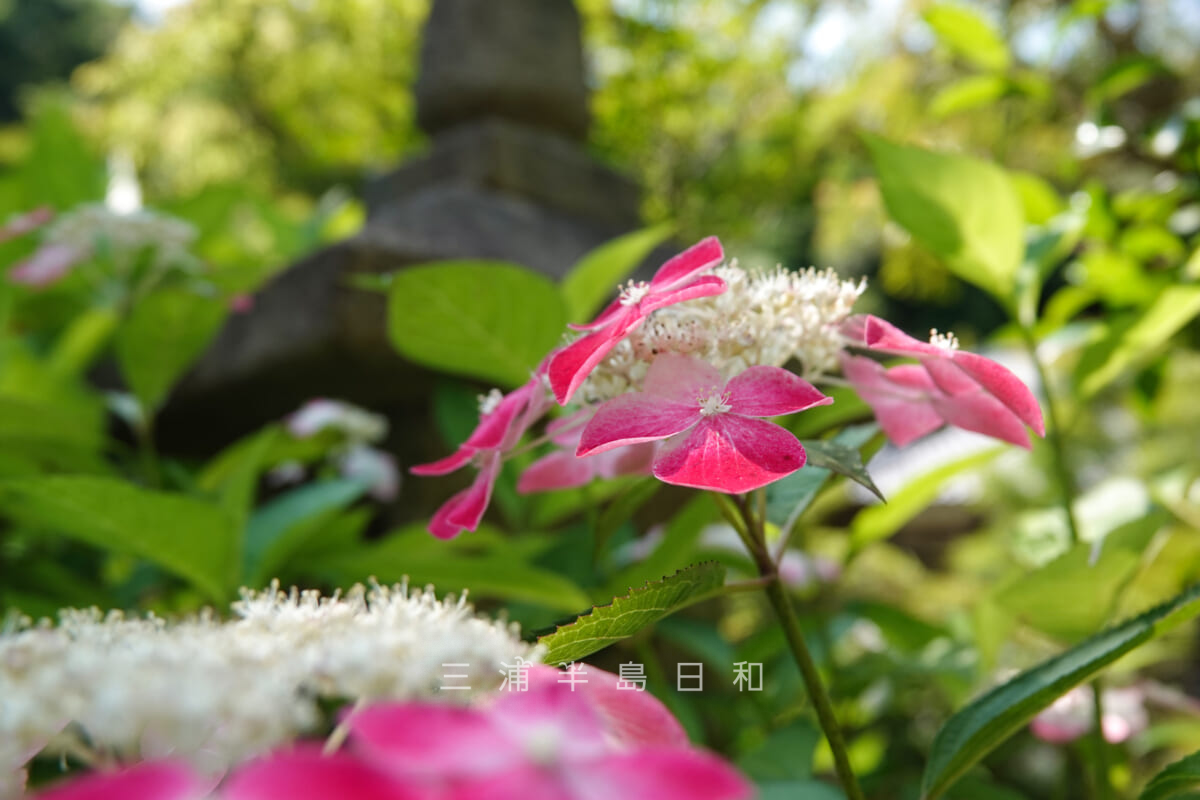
[723, 492, 866, 800]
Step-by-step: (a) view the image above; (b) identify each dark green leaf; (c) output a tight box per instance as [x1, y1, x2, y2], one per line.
[922, 582, 1200, 799]
[0, 477, 238, 600]
[1140, 750, 1200, 800]
[539, 562, 726, 665]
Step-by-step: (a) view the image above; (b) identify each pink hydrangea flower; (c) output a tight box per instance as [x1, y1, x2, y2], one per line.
[33, 761, 208, 800]
[0, 206, 53, 243]
[411, 376, 552, 538]
[348, 667, 750, 800]
[222, 747, 428, 800]
[517, 410, 656, 493]
[1031, 686, 1147, 745]
[841, 315, 1045, 448]
[547, 237, 727, 405]
[577, 353, 831, 493]
[8, 243, 86, 287]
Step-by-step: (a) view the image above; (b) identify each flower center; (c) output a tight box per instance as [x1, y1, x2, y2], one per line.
[477, 388, 504, 416]
[698, 390, 732, 416]
[928, 328, 959, 351]
[523, 724, 561, 766]
[618, 280, 651, 307]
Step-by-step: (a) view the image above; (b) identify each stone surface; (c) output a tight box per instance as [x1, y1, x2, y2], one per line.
[415, 0, 589, 140]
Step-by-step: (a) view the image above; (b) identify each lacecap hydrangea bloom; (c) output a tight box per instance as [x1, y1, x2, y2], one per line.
[0, 581, 537, 795]
[413, 236, 1044, 538]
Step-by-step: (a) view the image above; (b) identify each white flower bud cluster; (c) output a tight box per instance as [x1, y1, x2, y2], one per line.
[44, 203, 198, 274]
[580, 263, 866, 403]
[0, 582, 538, 791]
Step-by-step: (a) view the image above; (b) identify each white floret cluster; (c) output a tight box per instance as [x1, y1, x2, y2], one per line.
[43, 203, 198, 273]
[0, 581, 539, 793]
[579, 262, 866, 403]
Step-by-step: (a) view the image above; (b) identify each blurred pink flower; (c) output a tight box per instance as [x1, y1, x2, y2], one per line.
[1031, 686, 1148, 745]
[33, 761, 208, 800]
[517, 410, 656, 493]
[228, 293, 255, 314]
[411, 376, 552, 538]
[547, 237, 726, 404]
[338, 445, 401, 502]
[222, 747, 428, 800]
[0, 206, 53, 243]
[578, 353, 831, 493]
[841, 315, 1045, 448]
[8, 243, 85, 288]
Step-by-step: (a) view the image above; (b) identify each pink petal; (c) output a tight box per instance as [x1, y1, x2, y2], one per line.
[427, 453, 500, 538]
[410, 446, 474, 477]
[929, 389, 1032, 449]
[724, 366, 831, 417]
[569, 750, 753, 800]
[642, 353, 724, 404]
[548, 328, 628, 405]
[577, 394, 699, 457]
[842, 354, 944, 446]
[223, 749, 424, 800]
[517, 449, 595, 493]
[949, 351, 1045, 436]
[568, 297, 629, 331]
[532, 665, 689, 749]
[9, 243, 84, 287]
[349, 703, 515, 779]
[34, 762, 205, 800]
[653, 415, 806, 493]
[843, 314, 942, 357]
[648, 236, 724, 290]
[490, 678, 611, 762]
[597, 441, 657, 479]
[639, 275, 728, 317]
[0, 206, 53, 243]
[546, 409, 591, 446]
[465, 382, 536, 451]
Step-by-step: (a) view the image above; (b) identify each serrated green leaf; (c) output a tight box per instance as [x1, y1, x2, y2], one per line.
[924, 5, 1010, 72]
[865, 135, 1025, 305]
[922, 582, 1200, 799]
[561, 224, 674, 322]
[387, 261, 567, 387]
[114, 289, 227, 414]
[1140, 750, 1200, 800]
[0, 477, 238, 600]
[539, 562, 726, 665]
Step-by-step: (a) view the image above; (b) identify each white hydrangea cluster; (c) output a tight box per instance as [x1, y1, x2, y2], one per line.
[0, 582, 539, 791]
[580, 262, 866, 403]
[43, 203, 198, 274]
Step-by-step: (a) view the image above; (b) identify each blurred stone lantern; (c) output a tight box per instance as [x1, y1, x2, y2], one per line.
[158, 0, 643, 473]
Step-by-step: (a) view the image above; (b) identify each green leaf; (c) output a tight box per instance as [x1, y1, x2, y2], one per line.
[921, 582, 1200, 800]
[924, 5, 1010, 72]
[539, 562, 726, 665]
[114, 289, 227, 414]
[242, 478, 369, 586]
[851, 449, 1002, 551]
[387, 261, 567, 388]
[767, 424, 881, 534]
[865, 135, 1025, 305]
[929, 75, 1009, 118]
[561, 224, 674, 322]
[1078, 286, 1200, 397]
[1140, 750, 1200, 800]
[995, 514, 1162, 641]
[196, 426, 284, 528]
[0, 477, 238, 600]
[47, 308, 121, 377]
[318, 532, 591, 612]
[1010, 172, 1065, 227]
[738, 719, 820, 781]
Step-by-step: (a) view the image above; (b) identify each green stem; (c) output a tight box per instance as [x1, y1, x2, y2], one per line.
[1090, 682, 1111, 800]
[728, 492, 866, 800]
[1019, 325, 1082, 545]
